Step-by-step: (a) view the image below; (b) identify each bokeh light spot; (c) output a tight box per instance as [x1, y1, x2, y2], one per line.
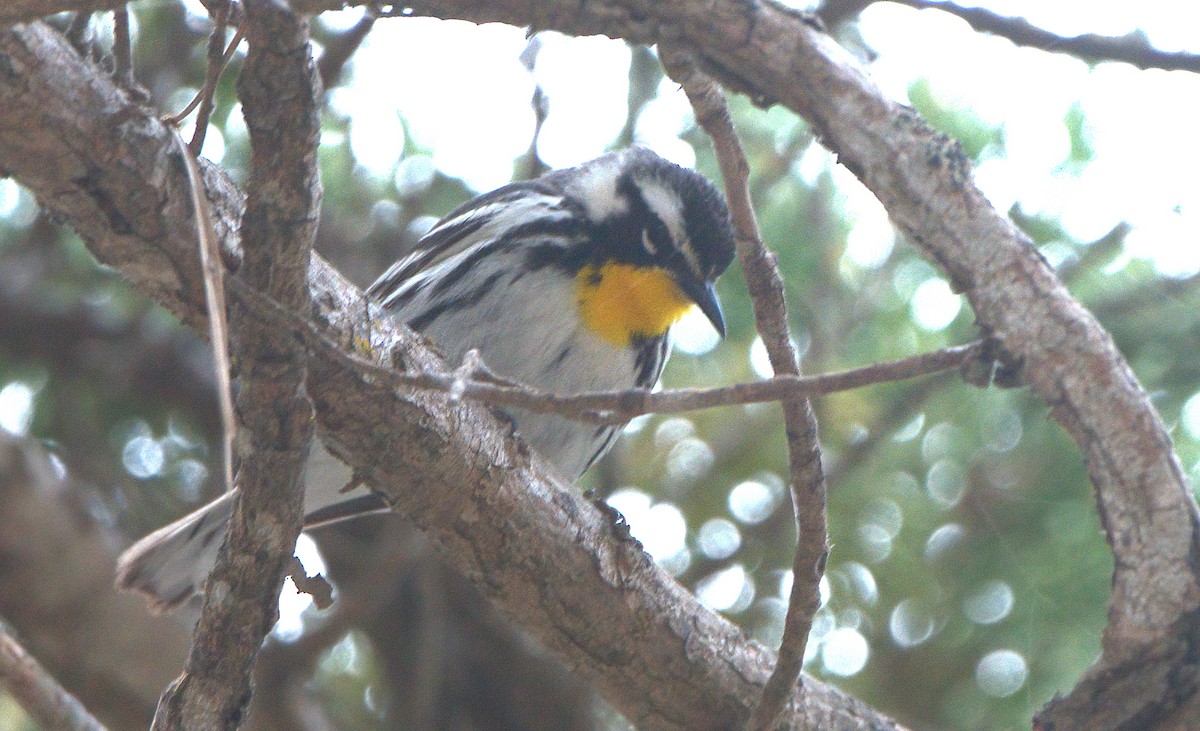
[890, 598, 937, 648]
[122, 435, 165, 479]
[892, 413, 925, 442]
[638, 502, 688, 560]
[926, 459, 967, 509]
[925, 523, 967, 562]
[912, 278, 963, 331]
[843, 562, 879, 606]
[1181, 391, 1200, 441]
[975, 650, 1028, 698]
[665, 437, 715, 484]
[857, 523, 894, 564]
[672, 305, 722, 355]
[963, 580, 1015, 625]
[697, 518, 742, 560]
[653, 417, 695, 450]
[822, 628, 870, 677]
[0, 381, 36, 436]
[696, 564, 753, 613]
[728, 480, 780, 525]
[982, 406, 1024, 453]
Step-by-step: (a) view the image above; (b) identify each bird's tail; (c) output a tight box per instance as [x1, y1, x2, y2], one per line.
[115, 490, 237, 613]
[116, 441, 389, 612]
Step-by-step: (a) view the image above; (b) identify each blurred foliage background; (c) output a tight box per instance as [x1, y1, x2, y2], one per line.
[2, 1, 1200, 729]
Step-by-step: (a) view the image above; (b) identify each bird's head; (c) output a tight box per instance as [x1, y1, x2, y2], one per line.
[564, 147, 736, 347]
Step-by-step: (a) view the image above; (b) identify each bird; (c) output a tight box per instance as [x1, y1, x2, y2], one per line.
[116, 146, 737, 612]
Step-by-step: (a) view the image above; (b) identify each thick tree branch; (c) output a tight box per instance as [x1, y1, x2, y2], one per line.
[0, 21, 897, 730]
[151, 1, 323, 727]
[304, 2, 1200, 725]
[7, 0, 1200, 725]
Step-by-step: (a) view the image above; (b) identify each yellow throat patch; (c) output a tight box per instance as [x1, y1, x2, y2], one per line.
[575, 263, 693, 347]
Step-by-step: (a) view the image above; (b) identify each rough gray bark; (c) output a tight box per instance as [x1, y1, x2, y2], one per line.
[0, 20, 895, 731]
[151, 1, 324, 727]
[300, 2, 1200, 726]
[3, 0, 1199, 727]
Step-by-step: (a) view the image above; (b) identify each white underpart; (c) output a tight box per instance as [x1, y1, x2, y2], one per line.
[395, 251, 646, 479]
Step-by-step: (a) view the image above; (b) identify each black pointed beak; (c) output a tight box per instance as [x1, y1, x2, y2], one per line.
[679, 278, 726, 338]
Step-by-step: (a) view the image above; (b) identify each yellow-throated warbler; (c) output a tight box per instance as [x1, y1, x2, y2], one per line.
[117, 146, 736, 611]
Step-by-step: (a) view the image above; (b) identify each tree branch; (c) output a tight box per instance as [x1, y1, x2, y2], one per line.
[0, 432, 192, 730]
[230, 278, 983, 422]
[300, 0, 1200, 725]
[316, 10, 375, 88]
[151, 0, 323, 726]
[0, 624, 106, 731]
[0, 20, 899, 730]
[7, 0, 1200, 725]
[660, 48, 828, 731]
[111, 5, 132, 87]
[888, 0, 1200, 73]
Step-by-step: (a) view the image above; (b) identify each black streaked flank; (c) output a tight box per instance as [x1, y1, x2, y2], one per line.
[550, 344, 572, 370]
[430, 238, 506, 298]
[367, 215, 488, 301]
[379, 276, 430, 312]
[582, 425, 619, 474]
[406, 270, 506, 332]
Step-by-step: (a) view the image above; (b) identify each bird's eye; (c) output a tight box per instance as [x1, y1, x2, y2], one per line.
[641, 228, 657, 255]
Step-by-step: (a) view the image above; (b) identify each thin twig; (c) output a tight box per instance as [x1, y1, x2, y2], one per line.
[317, 10, 375, 88]
[0, 625, 107, 731]
[172, 130, 236, 493]
[111, 6, 134, 87]
[195, 7, 236, 155]
[162, 13, 244, 143]
[893, 0, 1200, 73]
[515, 34, 549, 180]
[661, 48, 828, 731]
[227, 274, 981, 422]
[65, 10, 92, 55]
